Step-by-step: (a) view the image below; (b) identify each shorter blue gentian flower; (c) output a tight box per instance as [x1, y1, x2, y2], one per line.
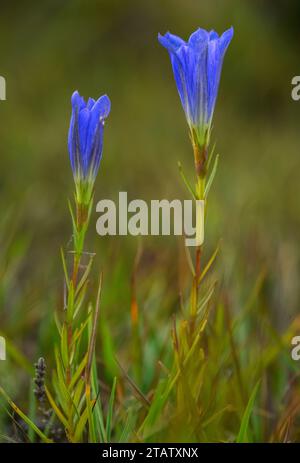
[158, 27, 233, 149]
[68, 90, 111, 184]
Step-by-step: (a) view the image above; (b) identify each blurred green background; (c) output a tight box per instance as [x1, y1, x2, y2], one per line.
[0, 0, 300, 437]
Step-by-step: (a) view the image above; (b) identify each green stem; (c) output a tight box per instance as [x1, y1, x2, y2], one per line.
[190, 145, 206, 330]
[63, 196, 93, 441]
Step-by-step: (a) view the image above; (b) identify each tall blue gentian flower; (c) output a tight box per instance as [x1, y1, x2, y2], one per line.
[68, 90, 111, 186]
[158, 27, 233, 153]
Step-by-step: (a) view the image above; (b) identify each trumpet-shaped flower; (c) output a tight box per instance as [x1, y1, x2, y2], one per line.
[68, 90, 111, 183]
[158, 27, 233, 148]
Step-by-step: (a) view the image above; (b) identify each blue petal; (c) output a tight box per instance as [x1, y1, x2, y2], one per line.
[68, 92, 84, 172]
[188, 28, 209, 49]
[89, 120, 105, 176]
[218, 27, 234, 55]
[176, 43, 209, 126]
[158, 32, 186, 53]
[78, 107, 90, 172]
[69, 91, 87, 170]
[191, 46, 209, 127]
[69, 91, 85, 166]
[170, 45, 193, 122]
[71, 90, 85, 111]
[96, 94, 111, 119]
[207, 40, 220, 119]
[87, 97, 95, 110]
[209, 30, 219, 40]
[68, 114, 75, 171]
[85, 95, 110, 164]
[207, 27, 233, 120]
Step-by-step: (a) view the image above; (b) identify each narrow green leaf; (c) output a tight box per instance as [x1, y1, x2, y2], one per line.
[67, 282, 75, 323]
[68, 200, 76, 234]
[86, 385, 97, 443]
[60, 247, 70, 289]
[69, 353, 88, 390]
[178, 162, 197, 199]
[45, 386, 69, 430]
[184, 244, 195, 277]
[71, 316, 91, 349]
[54, 310, 62, 336]
[118, 409, 136, 443]
[74, 405, 90, 442]
[60, 324, 69, 370]
[236, 380, 260, 443]
[206, 142, 216, 170]
[0, 386, 52, 443]
[204, 153, 219, 199]
[75, 254, 94, 298]
[86, 274, 102, 383]
[91, 355, 107, 443]
[198, 241, 221, 284]
[197, 280, 217, 316]
[106, 377, 117, 442]
[73, 378, 85, 411]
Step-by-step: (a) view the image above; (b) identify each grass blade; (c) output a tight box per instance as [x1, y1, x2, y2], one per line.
[0, 386, 52, 443]
[236, 380, 260, 443]
[106, 377, 117, 442]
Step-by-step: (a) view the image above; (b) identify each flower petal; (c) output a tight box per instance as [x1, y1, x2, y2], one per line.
[71, 90, 85, 111]
[77, 107, 90, 172]
[209, 30, 219, 40]
[158, 32, 186, 53]
[188, 28, 209, 49]
[218, 26, 234, 55]
[96, 94, 111, 119]
[170, 45, 193, 122]
[207, 27, 233, 120]
[87, 97, 95, 110]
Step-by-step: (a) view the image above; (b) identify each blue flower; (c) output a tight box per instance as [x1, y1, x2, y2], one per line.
[68, 90, 111, 181]
[158, 27, 233, 147]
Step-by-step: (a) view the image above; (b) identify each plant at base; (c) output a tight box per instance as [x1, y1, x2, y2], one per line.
[46, 90, 117, 442]
[0, 91, 117, 443]
[135, 27, 235, 441]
